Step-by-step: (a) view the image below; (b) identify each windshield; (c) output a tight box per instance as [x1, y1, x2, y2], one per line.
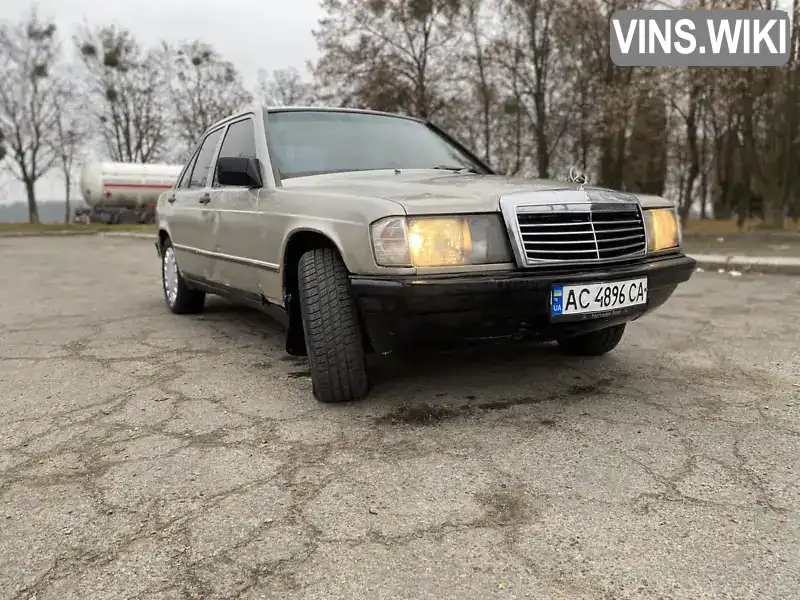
[263, 109, 487, 180]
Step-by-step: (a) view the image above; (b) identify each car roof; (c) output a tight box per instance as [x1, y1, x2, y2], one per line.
[207, 104, 424, 131]
[264, 106, 423, 121]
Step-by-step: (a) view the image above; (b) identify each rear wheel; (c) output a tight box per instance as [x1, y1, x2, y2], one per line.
[297, 247, 369, 403]
[161, 238, 205, 314]
[117, 209, 140, 225]
[557, 324, 626, 356]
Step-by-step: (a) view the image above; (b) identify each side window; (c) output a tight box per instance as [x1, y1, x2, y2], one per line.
[213, 118, 257, 187]
[176, 150, 199, 189]
[189, 128, 224, 189]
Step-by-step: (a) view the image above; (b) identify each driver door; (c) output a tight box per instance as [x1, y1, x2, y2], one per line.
[210, 115, 263, 295]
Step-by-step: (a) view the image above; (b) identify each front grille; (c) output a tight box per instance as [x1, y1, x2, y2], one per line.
[515, 205, 646, 262]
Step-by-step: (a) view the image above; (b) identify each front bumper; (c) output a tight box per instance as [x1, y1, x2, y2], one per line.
[349, 253, 697, 353]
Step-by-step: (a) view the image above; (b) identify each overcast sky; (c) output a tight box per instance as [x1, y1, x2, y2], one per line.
[1, 0, 324, 205]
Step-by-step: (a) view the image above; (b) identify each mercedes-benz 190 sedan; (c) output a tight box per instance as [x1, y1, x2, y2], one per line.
[155, 105, 696, 403]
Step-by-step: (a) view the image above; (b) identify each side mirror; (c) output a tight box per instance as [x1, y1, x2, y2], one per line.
[216, 156, 264, 188]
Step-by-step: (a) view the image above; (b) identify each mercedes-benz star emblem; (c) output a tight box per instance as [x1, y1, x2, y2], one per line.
[568, 166, 587, 189]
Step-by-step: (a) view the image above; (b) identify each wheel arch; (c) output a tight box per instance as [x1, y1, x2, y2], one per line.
[280, 228, 351, 357]
[157, 227, 172, 254]
[281, 228, 349, 304]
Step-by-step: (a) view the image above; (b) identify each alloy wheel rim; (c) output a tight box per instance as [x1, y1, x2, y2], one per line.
[163, 247, 179, 305]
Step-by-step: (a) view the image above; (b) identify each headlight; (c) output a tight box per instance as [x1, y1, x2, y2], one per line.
[643, 207, 681, 252]
[370, 215, 513, 267]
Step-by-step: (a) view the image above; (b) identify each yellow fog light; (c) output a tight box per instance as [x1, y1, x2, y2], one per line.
[644, 208, 681, 252]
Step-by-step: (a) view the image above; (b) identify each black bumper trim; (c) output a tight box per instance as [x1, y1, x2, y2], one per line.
[350, 254, 696, 297]
[348, 254, 697, 353]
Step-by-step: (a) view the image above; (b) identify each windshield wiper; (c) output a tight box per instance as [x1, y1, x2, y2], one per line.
[431, 165, 481, 174]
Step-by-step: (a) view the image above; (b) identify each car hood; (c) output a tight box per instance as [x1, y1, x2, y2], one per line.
[282, 169, 668, 214]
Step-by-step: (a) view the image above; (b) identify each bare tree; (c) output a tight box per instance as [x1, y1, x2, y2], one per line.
[51, 73, 89, 223]
[256, 66, 315, 106]
[75, 25, 170, 163]
[494, 0, 569, 179]
[741, 0, 800, 227]
[625, 84, 668, 196]
[461, 0, 495, 163]
[0, 12, 62, 223]
[306, 0, 799, 226]
[312, 0, 464, 118]
[166, 41, 253, 151]
[0, 34, 9, 164]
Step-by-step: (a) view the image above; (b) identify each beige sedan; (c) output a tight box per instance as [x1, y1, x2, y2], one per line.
[155, 105, 696, 403]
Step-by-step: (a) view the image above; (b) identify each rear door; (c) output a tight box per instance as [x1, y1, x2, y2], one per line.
[163, 147, 201, 276]
[172, 127, 225, 280]
[210, 116, 265, 295]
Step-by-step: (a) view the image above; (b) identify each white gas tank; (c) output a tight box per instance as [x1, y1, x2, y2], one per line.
[80, 161, 182, 209]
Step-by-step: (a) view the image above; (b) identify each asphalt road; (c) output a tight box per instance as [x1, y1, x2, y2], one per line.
[1, 236, 798, 600]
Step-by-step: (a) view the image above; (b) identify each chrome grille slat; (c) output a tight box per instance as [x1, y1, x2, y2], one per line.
[591, 226, 642, 234]
[523, 239, 601, 245]
[518, 222, 592, 228]
[527, 248, 602, 255]
[599, 241, 644, 252]
[594, 233, 644, 243]
[514, 203, 647, 263]
[520, 230, 592, 236]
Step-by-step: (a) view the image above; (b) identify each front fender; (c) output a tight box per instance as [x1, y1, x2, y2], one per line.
[279, 223, 359, 274]
[270, 186, 416, 277]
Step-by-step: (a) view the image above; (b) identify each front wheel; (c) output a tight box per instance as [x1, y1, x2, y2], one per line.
[297, 247, 369, 403]
[557, 323, 626, 357]
[161, 239, 205, 314]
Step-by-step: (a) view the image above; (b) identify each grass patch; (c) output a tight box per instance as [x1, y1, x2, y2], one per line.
[0, 223, 157, 234]
[682, 236, 800, 257]
[683, 218, 800, 235]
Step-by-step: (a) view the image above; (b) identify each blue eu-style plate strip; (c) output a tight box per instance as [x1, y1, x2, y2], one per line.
[551, 285, 564, 316]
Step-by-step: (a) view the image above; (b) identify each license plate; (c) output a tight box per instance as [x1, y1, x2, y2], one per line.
[551, 277, 648, 318]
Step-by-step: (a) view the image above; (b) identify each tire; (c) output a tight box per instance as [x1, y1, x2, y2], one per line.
[297, 247, 369, 403]
[117, 210, 140, 225]
[161, 238, 205, 314]
[557, 323, 626, 357]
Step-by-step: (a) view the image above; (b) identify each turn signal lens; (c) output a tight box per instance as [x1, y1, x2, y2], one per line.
[644, 208, 681, 252]
[371, 217, 411, 266]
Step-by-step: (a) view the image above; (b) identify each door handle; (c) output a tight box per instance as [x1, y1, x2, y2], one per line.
[167, 194, 176, 203]
[198, 194, 211, 205]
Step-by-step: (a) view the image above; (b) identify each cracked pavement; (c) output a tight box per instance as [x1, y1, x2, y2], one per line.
[1, 236, 798, 600]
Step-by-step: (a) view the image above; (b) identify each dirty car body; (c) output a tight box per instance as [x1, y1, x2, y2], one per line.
[155, 105, 696, 403]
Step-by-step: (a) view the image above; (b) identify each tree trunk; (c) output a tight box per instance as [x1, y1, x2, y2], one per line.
[599, 129, 627, 191]
[700, 167, 709, 219]
[737, 155, 752, 231]
[613, 128, 627, 190]
[25, 179, 40, 224]
[699, 110, 709, 219]
[680, 162, 699, 222]
[599, 135, 616, 189]
[680, 86, 700, 223]
[713, 128, 735, 219]
[64, 173, 71, 224]
[763, 190, 786, 229]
